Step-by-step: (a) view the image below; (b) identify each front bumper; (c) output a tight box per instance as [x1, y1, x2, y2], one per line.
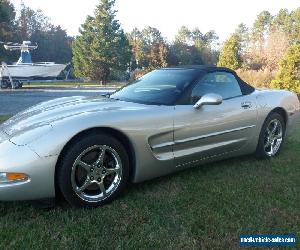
[0, 140, 57, 201]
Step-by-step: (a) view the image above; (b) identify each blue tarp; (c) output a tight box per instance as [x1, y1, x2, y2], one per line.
[18, 51, 32, 64]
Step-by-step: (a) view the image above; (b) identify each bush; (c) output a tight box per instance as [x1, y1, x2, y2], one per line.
[271, 44, 300, 94]
[130, 69, 150, 81]
[236, 69, 276, 88]
[108, 69, 130, 82]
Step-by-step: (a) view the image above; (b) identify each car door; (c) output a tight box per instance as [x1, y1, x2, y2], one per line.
[173, 71, 257, 168]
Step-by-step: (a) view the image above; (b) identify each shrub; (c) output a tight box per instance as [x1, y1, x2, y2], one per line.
[271, 44, 300, 94]
[236, 69, 276, 88]
[218, 35, 241, 70]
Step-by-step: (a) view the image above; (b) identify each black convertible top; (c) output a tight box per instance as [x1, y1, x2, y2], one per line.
[164, 65, 255, 95]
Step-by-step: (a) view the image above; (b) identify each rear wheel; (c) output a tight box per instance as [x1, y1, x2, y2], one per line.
[256, 112, 285, 158]
[13, 80, 23, 89]
[57, 133, 129, 208]
[0, 80, 10, 89]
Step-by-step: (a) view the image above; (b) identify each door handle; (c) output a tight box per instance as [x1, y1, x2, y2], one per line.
[241, 102, 252, 109]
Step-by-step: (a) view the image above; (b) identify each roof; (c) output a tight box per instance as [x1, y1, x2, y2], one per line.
[163, 65, 255, 95]
[163, 65, 235, 73]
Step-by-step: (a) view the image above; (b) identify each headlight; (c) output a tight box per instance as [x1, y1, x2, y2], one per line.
[9, 124, 53, 146]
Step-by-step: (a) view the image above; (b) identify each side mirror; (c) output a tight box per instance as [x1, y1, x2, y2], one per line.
[193, 93, 223, 109]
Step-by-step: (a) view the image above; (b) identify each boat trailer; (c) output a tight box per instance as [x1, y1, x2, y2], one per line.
[0, 62, 23, 89]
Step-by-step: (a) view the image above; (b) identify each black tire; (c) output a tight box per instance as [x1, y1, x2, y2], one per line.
[1, 80, 10, 89]
[57, 133, 130, 208]
[13, 80, 23, 89]
[256, 112, 286, 159]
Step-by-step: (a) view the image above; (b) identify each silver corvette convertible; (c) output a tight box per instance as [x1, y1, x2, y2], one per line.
[0, 66, 299, 207]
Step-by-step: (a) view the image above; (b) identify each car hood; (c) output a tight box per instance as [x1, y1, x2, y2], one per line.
[0, 95, 145, 136]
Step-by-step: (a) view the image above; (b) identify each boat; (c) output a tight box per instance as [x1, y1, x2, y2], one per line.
[0, 41, 67, 87]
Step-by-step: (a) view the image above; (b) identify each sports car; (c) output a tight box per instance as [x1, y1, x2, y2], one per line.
[0, 65, 299, 207]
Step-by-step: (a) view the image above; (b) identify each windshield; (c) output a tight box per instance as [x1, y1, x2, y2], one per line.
[110, 69, 200, 105]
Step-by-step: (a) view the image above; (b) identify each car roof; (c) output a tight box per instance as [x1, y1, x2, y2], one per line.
[163, 65, 235, 74]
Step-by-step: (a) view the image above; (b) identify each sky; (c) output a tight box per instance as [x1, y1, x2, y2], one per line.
[11, 0, 300, 42]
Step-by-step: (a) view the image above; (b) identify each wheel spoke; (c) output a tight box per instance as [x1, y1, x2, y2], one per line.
[77, 160, 91, 171]
[105, 166, 121, 176]
[270, 144, 274, 155]
[271, 121, 278, 134]
[264, 139, 271, 149]
[98, 182, 106, 196]
[94, 146, 107, 166]
[274, 133, 282, 140]
[77, 178, 91, 192]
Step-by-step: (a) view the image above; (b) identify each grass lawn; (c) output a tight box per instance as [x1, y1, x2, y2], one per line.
[0, 115, 11, 123]
[0, 116, 299, 249]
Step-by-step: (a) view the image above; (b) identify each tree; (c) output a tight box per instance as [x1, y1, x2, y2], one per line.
[0, 0, 17, 62]
[31, 26, 73, 63]
[72, 0, 131, 83]
[271, 44, 300, 93]
[172, 26, 201, 65]
[17, 3, 51, 40]
[263, 30, 290, 71]
[141, 27, 168, 70]
[217, 35, 241, 70]
[0, 0, 15, 23]
[290, 8, 300, 42]
[127, 28, 143, 70]
[14, 4, 72, 64]
[175, 26, 192, 44]
[128, 26, 168, 71]
[251, 11, 272, 42]
[170, 26, 218, 66]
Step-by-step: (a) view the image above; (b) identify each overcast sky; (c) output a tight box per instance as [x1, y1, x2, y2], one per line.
[11, 0, 300, 42]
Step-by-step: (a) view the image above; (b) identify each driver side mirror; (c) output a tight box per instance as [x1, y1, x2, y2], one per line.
[193, 93, 223, 109]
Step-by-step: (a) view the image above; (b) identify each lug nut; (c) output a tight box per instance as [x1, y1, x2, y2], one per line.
[102, 170, 106, 175]
[90, 176, 94, 181]
[90, 168, 94, 172]
[97, 178, 101, 182]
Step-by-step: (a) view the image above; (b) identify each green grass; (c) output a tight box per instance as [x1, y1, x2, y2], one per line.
[0, 115, 11, 123]
[0, 116, 299, 249]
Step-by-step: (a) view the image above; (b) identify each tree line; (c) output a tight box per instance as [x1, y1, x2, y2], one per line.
[72, 0, 219, 83]
[1, 0, 299, 92]
[218, 9, 300, 93]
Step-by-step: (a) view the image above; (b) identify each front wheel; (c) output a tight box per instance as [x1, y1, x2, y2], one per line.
[57, 133, 129, 208]
[256, 112, 285, 159]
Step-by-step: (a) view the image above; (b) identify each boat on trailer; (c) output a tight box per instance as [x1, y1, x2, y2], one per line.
[0, 41, 67, 88]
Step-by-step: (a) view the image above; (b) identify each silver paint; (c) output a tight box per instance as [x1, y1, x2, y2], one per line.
[0, 88, 299, 201]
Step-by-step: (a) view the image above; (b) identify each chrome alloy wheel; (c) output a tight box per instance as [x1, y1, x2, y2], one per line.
[71, 145, 122, 202]
[264, 119, 283, 157]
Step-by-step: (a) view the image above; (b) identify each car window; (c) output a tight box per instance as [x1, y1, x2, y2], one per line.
[190, 72, 242, 104]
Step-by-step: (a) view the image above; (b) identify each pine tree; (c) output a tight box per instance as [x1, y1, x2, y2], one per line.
[72, 0, 131, 83]
[271, 44, 300, 93]
[217, 35, 241, 70]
